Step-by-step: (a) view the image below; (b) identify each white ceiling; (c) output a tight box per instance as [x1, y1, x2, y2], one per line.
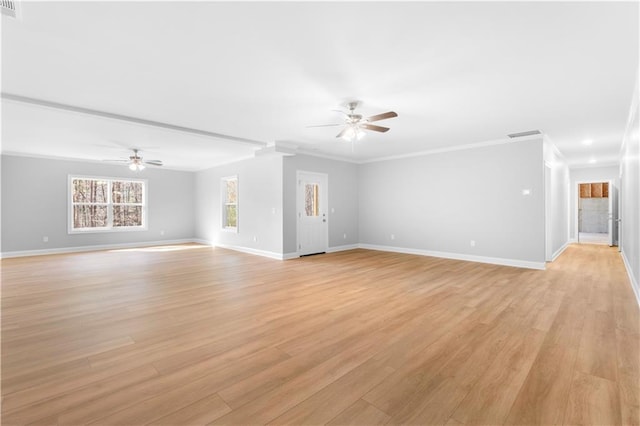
[2, 1, 638, 170]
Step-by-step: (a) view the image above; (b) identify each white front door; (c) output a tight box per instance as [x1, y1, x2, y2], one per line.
[297, 171, 328, 256]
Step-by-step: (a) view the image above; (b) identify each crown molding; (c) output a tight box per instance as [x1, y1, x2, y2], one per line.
[568, 161, 620, 170]
[359, 134, 542, 164]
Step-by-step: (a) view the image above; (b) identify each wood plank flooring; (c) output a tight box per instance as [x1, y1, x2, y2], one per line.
[1, 243, 638, 425]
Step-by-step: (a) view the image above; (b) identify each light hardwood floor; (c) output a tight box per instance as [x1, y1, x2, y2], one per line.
[1, 244, 638, 425]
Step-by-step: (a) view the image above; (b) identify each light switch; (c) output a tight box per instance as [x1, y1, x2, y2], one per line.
[522, 189, 531, 196]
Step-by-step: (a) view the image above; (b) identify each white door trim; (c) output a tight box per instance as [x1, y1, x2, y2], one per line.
[575, 180, 613, 245]
[296, 170, 329, 256]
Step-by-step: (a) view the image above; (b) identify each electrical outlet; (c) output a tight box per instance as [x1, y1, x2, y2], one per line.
[253, 236, 258, 242]
[42, 236, 48, 243]
[391, 234, 395, 240]
[343, 233, 347, 239]
[160, 230, 165, 236]
[331, 207, 335, 213]
[470, 240, 476, 247]
[272, 207, 276, 214]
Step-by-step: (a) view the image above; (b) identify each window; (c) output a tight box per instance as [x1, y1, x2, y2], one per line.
[222, 176, 238, 231]
[69, 176, 146, 232]
[304, 183, 319, 216]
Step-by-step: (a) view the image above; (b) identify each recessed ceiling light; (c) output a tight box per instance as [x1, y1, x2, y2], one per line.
[589, 158, 597, 164]
[582, 139, 593, 146]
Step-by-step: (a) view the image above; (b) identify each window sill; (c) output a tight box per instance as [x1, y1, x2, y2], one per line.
[69, 226, 148, 235]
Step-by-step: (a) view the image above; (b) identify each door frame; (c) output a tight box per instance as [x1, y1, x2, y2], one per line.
[618, 173, 623, 252]
[608, 179, 614, 246]
[574, 180, 613, 245]
[296, 170, 329, 256]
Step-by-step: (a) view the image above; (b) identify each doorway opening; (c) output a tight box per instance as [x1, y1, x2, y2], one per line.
[577, 181, 612, 245]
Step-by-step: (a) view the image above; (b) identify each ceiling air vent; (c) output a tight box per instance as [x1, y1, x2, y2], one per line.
[1, 0, 19, 18]
[507, 130, 542, 139]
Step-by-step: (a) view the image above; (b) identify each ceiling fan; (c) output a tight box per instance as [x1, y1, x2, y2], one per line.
[309, 101, 398, 142]
[103, 149, 163, 171]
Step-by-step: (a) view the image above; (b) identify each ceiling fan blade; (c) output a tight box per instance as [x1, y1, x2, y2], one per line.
[144, 160, 164, 166]
[366, 111, 398, 122]
[306, 123, 342, 128]
[102, 159, 129, 163]
[336, 127, 349, 139]
[360, 123, 390, 133]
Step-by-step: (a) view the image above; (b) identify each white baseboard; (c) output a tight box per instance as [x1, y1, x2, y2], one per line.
[621, 249, 640, 308]
[0, 239, 359, 262]
[358, 243, 546, 270]
[327, 244, 360, 253]
[192, 238, 213, 246]
[213, 243, 284, 260]
[282, 244, 360, 260]
[0, 240, 552, 272]
[0, 239, 200, 259]
[552, 241, 570, 262]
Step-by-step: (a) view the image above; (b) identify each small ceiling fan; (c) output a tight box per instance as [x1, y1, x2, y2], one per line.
[103, 149, 163, 171]
[308, 101, 398, 142]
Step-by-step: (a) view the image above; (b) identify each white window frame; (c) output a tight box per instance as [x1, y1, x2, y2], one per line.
[68, 175, 148, 234]
[221, 175, 238, 232]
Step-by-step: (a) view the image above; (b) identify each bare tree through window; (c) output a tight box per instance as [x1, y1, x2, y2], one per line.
[222, 176, 238, 229]
[71, 177, 145, 231]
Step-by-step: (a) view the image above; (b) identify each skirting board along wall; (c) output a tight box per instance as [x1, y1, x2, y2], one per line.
[358, 243, 546, 270]
[622, 250, 640, 308]
[211, 242, 284, 261]
[283, 244, 360, 260]
[552, 242, 570, 262]
[0, 239, 198, 259]
[193, 241, 359, 260]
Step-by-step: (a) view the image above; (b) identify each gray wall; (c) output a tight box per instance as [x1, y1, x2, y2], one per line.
[1, 154, 195, 253]
[619, 76, 639, 303]
[283, 154, 359, 255]
[544, 140, 570, 259]
[195, 155, 283, 255]
[569, 165, 619, 242]
[358, 138, 545, 264]
[3, 138, 572, 273]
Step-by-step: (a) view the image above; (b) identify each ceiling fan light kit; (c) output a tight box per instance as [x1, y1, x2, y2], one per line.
[341, 125, 366, 142]
[129, 161, 145, 171]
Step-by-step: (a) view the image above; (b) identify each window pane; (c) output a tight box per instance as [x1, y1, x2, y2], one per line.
[112, 181, 143, 204]
[226, 179, 237, 204]
[225, 205, 237, 228]
[73, 205, 108, 228]
[305, 184, 319, 216]
[113, 206, 143, 227]
[73, 179, 108, 203]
